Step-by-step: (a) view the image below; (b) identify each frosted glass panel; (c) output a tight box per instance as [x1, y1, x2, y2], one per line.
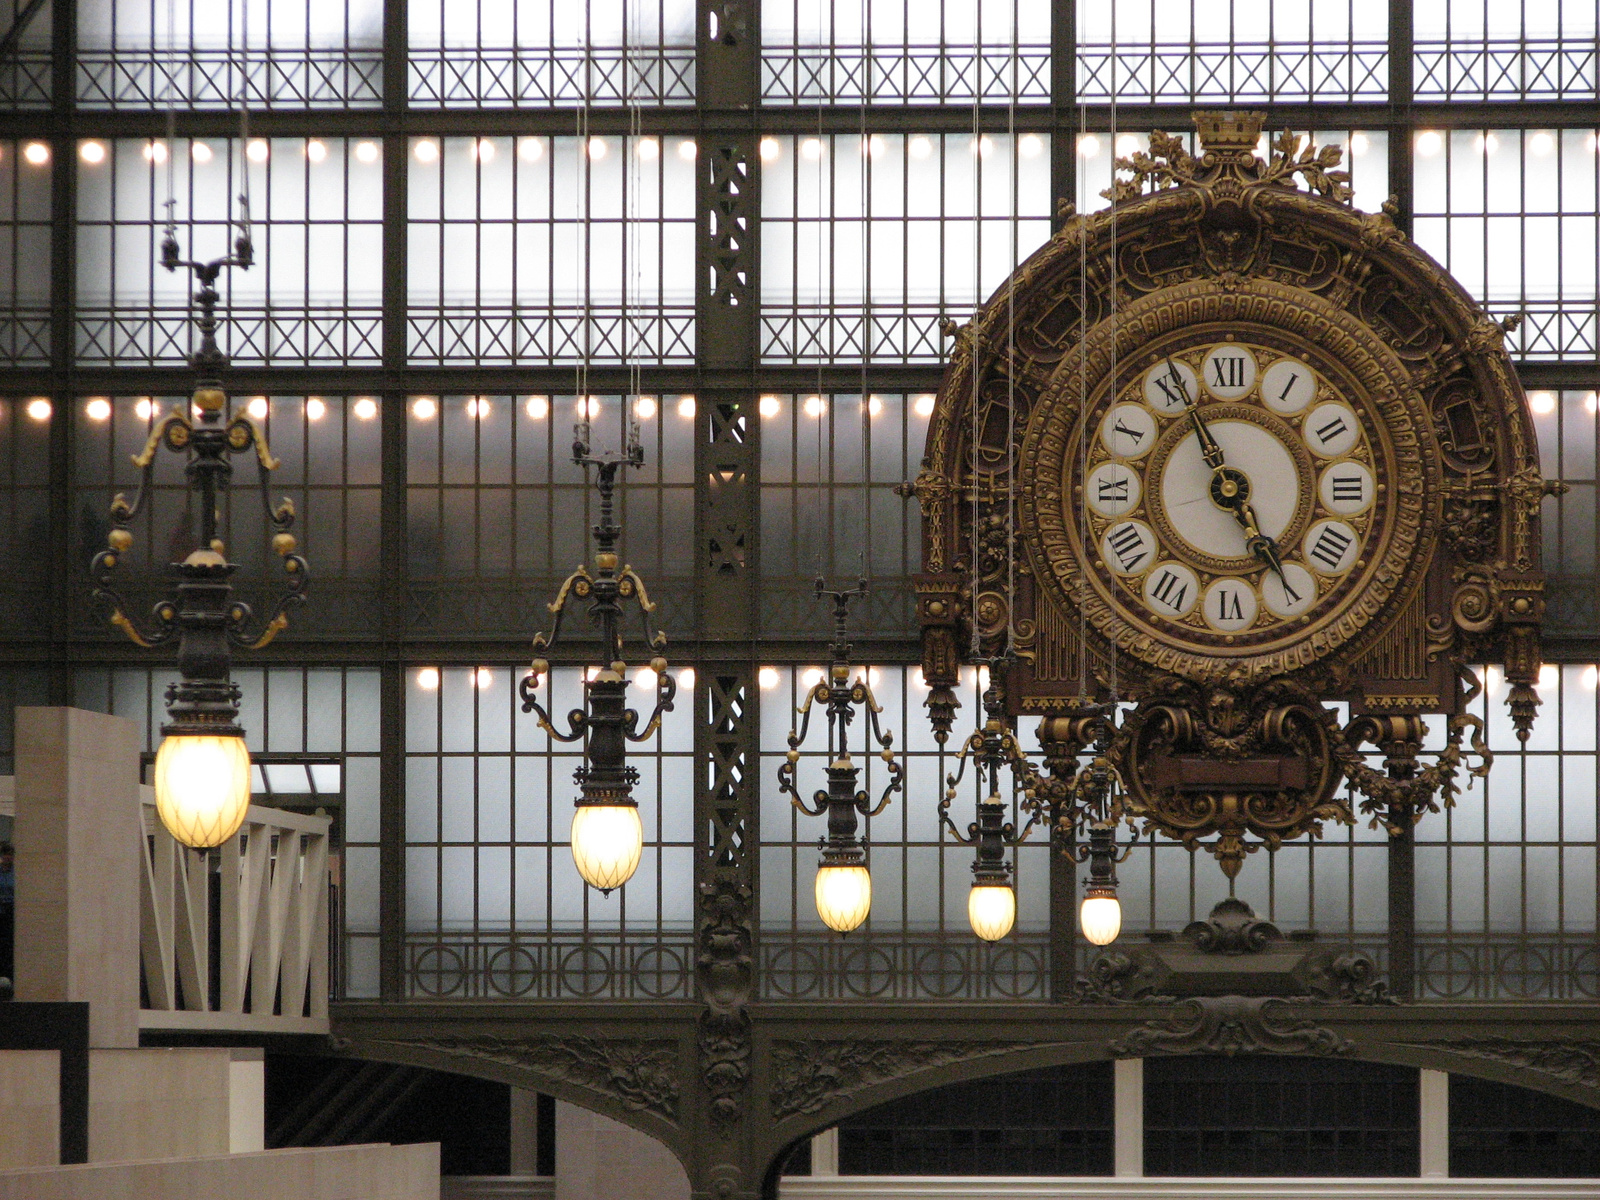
[407, 136, 695, 364]
[761, 133, 1050, 363]
[409, 0, 695, 105]
[75, 138, 383, 365]
[762, 0, 1050, 103]
[1412, 128, 1599, 361]
[1078, 0, 1389, 101]
[77, 0, 384, 107]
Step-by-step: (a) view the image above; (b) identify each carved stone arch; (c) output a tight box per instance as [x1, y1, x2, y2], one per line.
[1354, 1037, 1600, 1114]
[328, 1031, 691, 1168]
[754, 1038, 1106, 1175]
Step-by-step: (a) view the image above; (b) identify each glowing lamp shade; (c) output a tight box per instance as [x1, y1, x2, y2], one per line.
[815, 864, 872, 933]
[1080, 895, 1123, 946]
[152, 733, 251, 848]
[570, 804, 643, 893]
[968, 884, 1017, 942]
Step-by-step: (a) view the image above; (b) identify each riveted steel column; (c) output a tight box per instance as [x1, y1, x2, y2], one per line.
[693, 1, 762, 1196]
[377, 0, 410, 1001]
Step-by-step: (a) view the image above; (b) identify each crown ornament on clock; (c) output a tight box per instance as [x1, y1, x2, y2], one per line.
[908, 109, 1560, 885]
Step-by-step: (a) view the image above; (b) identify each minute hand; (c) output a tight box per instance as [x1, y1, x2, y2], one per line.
[1165, 358, 1225, 470]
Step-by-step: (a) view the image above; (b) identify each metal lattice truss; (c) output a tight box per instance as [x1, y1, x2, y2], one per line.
[1076, 42, 1390, 102]
[409, 47, 695, 107]
[760, 45, 1051, 104]
[75, 49, 384, 108]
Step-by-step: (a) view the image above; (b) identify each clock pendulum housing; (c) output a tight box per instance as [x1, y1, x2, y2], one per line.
[908, 110, 1563, 878]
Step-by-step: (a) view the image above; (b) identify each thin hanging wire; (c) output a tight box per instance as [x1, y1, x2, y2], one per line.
[967, 11, 982, 664]
[858, 0, 870, 588]
[811, 0, 828, 584]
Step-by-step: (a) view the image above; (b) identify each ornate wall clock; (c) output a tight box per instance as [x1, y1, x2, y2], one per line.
[910, 110, 1562, 876]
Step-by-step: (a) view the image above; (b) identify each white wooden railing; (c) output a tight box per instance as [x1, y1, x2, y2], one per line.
[139, 790, 332, 1034]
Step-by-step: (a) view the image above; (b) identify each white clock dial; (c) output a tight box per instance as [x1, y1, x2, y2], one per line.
[1159, 421, 1300, 558]
[1086, 461, 1143, 516]
[1302, 402, 1360, 458]
[1101, 520, 1158, 575]
[1203, 576, 1259, 632]
[1143, 360, 1199, 415]
[1304, 519, 1360, 574]
[1100, 403, 1158, 459]
[1261, 357, 1317, 415]
[1142, 561, 1200, 617]
[1201, 344, 1258, 399]
[1318, 461, 1374, 515]
[1260, 563, 1317, 617]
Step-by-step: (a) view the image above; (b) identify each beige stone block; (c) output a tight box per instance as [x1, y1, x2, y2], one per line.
[14, 708, 142, 1049]
[554, 1101, 687, 1200]
[90, 1048, 231, 1163]
[0, 1143, 439, 1200]
[0, 1051, 58, 1169]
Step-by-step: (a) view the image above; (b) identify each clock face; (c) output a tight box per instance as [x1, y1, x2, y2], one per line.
[1084, 340, 1377, 647]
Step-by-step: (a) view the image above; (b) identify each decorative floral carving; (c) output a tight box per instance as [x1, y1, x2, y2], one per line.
[1108, 997, 1355, 1058]
[1396, 1039, 1600, 1092]
[770, 1040, 1037, 1120]
[364, 1034, 679, 1120]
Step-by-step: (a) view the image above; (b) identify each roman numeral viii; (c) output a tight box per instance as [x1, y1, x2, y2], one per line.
[1107, 525, 1149, 571]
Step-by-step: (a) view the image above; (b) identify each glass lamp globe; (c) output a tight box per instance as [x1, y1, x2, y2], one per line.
[815, 864, 872, 933]
[570, 803, 643, 893]
[1080, 894, 1123, 946]
[968, 884, 1016, 942]
[152, 733, 252, 848]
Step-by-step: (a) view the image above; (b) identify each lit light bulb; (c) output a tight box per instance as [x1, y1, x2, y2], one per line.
[815, 864, 872, 933]
[571, 804, 643, 893]
[759, 395, 781, 418]
[25, 398, 51, 421]
[1530, 391, 1556, 415]
[865, 396, 883, 417]
[1114, 133, 1141, 156]
[353, 397, 378, 420]
[191, 142, 213, 163]
[677, 140, 697, 160]
[1583, 666, 1598, 690]
[634, 665, 658, 692]
[84, 397, 112, 421]
[152, 733, 252, 848]
[803, 396, 827, 418]
[466, 396, 490, 418]
[971, 135, 993, 158]
[474, 667, 493, 688]
[305, 397, 326, 421]
[758, 667, 780, 689]
[1416, 130, 1443, 157]
[474, 138, 495, 163]
[144, 142, 169, 163]
[1348, 132, 1370, 157]
[355, 141, 378, 164]
[416, 667, 440, 690]
[1018, 133, 1043, 159]
[526, 395, 549, 419]
[412, 397, 437, 419]
[969, 884, 1017, 941]
[908, 136, 932, 160]
[1080, 895, 1123, 946]
[1539, 663, 1560, 689]
[414, 139, 439, 163]
[135, 398, 156, 419]
[1077, 134, 1101, 157]
[79, 141, 106, 164]
[636, 137, 659, 161]
[306, 139, 328, 163]
[801, 137, 824, 161]
[520, 138, 544, 162]
[587, 137, 608, 160]
[635, 396, 657, 419]
[247, 139, 270, 163]
[247, 397, 269, 419]
[678, 667, 696, 690]
[22, 142, 48, 165]
[759, 137, 781, 163]
[913, 394, 936, 417]
[799, 667, 824, 687]
[677, 396, 696, 419]
[862, 134, 886, 159]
